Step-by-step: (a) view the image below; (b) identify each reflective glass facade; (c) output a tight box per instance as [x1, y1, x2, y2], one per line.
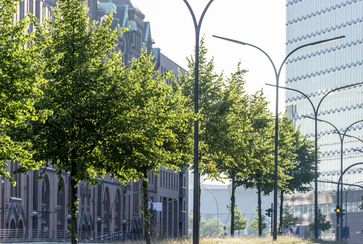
[286, 0, 363, 191]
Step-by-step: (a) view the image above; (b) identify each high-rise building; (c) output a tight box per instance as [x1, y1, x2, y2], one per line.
[285, 0, 363, 242]
[0, 0, 188, 241]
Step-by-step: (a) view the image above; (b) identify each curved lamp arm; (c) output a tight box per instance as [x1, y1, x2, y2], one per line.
[337, 162, 363, 206]
[266, 84, 316, 113]
[212, 35, 278, 77]
[317, 81, 363, 112]
[345, 134, 363, 145]
[342, 120, 363, 140]
[302, 115, 342, 140]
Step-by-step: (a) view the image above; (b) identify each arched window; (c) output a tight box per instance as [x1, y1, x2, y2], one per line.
[57, 177, 66, 237]
[17, 220, 24, 238]
[41, 175, 50, 238]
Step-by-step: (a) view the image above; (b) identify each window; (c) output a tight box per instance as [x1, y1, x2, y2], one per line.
[19, 1, 25, 20]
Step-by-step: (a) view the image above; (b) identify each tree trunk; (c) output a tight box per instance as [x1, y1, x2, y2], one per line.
[257, 183, 262, 237]
[69, 173, 79, 244]
[279, 191, 284, 235]
[230, 173, 236, 236]
[142, 175, 151, 244]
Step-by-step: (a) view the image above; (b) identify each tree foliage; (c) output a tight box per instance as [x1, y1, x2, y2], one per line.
[181, 38, 225, 177]
[0, 0, 46, 180]
[229, 207, 247, 231]
[281, 205, 298, 229]
[200, 217, 222, 237]
[30, 1, 124, 242]
[251, 211, 267, 232]
[101, 51, 193, 244]
[309, 209, 331, 232]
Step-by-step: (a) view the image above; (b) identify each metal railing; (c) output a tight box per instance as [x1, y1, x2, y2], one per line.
[0, 229, 143, 242]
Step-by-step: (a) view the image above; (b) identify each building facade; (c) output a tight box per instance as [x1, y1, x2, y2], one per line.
[0, 0, 188, 241]
[285, 0, 363, 242]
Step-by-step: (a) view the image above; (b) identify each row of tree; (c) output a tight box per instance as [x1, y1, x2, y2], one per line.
[187, 40, 316, 236]
[1, 0, 317, 243]
[1, 1, 194, 243]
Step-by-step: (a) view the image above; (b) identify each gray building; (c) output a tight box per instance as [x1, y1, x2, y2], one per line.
[285, 0, 363, 242]
[0, 0, 188, 241]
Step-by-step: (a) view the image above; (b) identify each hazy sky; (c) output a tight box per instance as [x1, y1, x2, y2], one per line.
[132, 0, 286, 110]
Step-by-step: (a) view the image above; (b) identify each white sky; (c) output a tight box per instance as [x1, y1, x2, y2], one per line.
[132, 0, 286, 111]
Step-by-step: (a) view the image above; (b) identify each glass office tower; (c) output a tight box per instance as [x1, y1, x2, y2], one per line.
[285, 0, 363, 239]
[286, 0, 363, 189]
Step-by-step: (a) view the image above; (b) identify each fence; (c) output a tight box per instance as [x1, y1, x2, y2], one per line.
[0, 229, 143, 242]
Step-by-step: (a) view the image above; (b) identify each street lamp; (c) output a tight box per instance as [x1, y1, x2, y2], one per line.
[344, 180, 363, 238]
[266, 81, 363, 239]
[303, 116, 363, 240]
[181, 1, 215, 243]
[213, 34, 345, 240]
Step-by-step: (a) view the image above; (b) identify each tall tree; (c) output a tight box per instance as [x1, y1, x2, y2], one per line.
[241, 90, 274, 237]
[210, 64, 253, 236]
[101, 51, 193, 244]
[31, 1, 124, 242]
[0, 0, 46, 180]
[279, 127, 314, 234]
[181, 38, 225, 178]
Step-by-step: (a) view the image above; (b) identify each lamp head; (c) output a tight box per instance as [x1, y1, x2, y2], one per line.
[309, 35, 345, 46]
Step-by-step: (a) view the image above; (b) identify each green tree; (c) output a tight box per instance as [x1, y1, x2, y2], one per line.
[200, 217, 222, 237]
[228, 206, 247, 231]
[251, 211, 267, 234]
[210, 64, 253, 236]
[240, 91, 274, 237]
[279, 128, 314, 234]
[181, 38, 225, 178]
[281, 205, 298, 229]
[309, 209, 331, 233]
[30, 1, 124, 242]
[101, 51, 193, 244]
[0, 0, 46, 180]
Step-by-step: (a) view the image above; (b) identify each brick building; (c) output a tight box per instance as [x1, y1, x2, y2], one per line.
[0, 0, 188, 241]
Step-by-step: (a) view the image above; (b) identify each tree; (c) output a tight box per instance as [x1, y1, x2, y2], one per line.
[0, 0, 46, 180]
[101, 51, 193, 244]
[251, 211, 267, 234]
[279, 127, 314, 234]
[240, 90, 274, 237]
[31, 1, 124, 243]
[309, 209, 331, 234]
[181, 38, 225, 178]
[228, 206, 247, 231]
[281, 205, 298, 230]
[211, 64, 253, 236]
[200, 217, 222, 237]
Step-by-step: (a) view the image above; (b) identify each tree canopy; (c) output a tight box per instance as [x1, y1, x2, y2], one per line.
[0, 0, 46, 180]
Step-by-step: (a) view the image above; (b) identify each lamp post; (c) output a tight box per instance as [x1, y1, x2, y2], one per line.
[181, 1, 215, 243]
[266, 81, 363, 239]
[303, 116, 363, 240]
[344, 180, 363, 238]
[336, 162, 363, 235]
[213, 34, 345, 240]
